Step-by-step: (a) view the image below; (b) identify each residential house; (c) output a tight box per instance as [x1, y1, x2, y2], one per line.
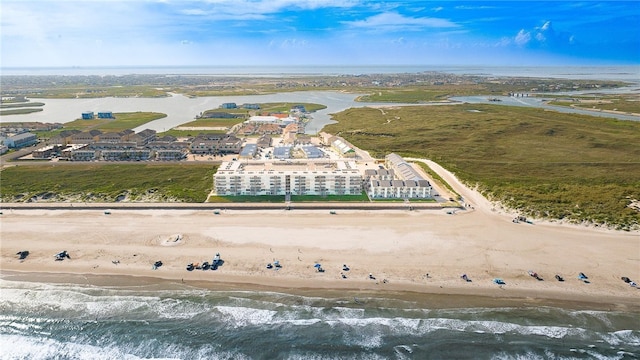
[189, 135, 241, 155]
[256, 135, 272, 148]
[50, 130, 81, 145]
[129, 129, 156, 146]
[99, 131, 128, 143]
[70, 130, 102, 144]
[257, 124, 281, 135]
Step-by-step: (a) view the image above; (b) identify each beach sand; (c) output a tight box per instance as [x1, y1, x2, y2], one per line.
[1, 203, 639, 311]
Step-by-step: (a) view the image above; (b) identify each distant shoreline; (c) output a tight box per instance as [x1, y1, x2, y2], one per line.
[2, 65, 639, 82]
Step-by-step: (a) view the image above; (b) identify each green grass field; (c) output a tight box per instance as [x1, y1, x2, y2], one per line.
[63, 112, 167, 132]
[0, 108, 44, 116]
[325, 103, 640, 230]
[198, 102, 327, 116]
[179, 118, 245, 128]
[35, 112, 167, 140]
[357, 88, 454, 103]
[158, 129, 228, 138]
[23, 86, 170, 99]
[0, 101, 45, 109]
[0, 100, 45, 115]
[0, 164, 217, 203]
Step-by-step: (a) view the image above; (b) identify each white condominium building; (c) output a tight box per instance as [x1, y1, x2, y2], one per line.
[214, 160, 363, 196]
[366, 153, 433, 199]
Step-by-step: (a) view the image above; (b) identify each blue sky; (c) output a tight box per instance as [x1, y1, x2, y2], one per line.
[1, 0, 638, 68]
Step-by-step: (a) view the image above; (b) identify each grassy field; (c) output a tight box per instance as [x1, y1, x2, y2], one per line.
[325, 104, 640, 230]
[356, 87, 464, 103]
[0, 164, 217, 203]
[0, 99, 46, 115]
[256, 102, 327, 113]
[0, 101, 45, 109]
[0, 108, 44, 116]
[199, 102, 327, 116]
[23, 86, 170, 99]
[179, 118, 245, 128]
[157, 129, 228, 138]
[35, 112, 167, 140]
[63, 112, 167, 131]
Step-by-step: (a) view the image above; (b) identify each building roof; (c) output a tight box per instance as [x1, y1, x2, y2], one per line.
[302, 146, 324, 158]
[273, 146, 292, 158]
[10, 132, 37, 141]
[240, 144, 257, 157]
[331, 138, 354, 154]
[386, 153, 425, 181]
[137, 129, 156, 137]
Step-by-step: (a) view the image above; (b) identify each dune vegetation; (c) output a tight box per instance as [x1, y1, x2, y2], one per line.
[325, 103, 640, 230]
[0, 164, 217, 203]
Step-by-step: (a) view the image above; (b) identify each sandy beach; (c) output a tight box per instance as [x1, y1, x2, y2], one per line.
[2, 199, 639, 310]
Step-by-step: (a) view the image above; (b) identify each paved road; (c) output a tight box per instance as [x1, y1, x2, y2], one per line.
[1, 201, 449, 211]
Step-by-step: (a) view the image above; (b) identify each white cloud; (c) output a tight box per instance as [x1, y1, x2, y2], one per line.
[180, 8, 209, 16]
[276, 38, 310, 49]
[510, 21, 575, 49]
[344, 12, 458, 31]
[179, 0, 357, 18]
[515, 30, 531, 46]
[454, 5, 496, 10]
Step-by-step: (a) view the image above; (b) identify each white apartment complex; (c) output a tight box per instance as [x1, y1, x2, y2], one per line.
[366, 153, 433, 199]
[214, 160, 363, 196]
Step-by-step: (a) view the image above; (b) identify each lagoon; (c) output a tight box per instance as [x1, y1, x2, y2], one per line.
[0, 91, 384, 134]
[2, 88, 638, 134]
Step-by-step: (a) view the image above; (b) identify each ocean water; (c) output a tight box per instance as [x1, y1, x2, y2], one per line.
[1, 279, 638, 359]
[1, 65, 639, 82]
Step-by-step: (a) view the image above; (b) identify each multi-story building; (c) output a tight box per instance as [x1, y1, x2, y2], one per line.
[214, 160, 363, 196]
[190, 135, 242, 154]
[129, 129, 156, 146]
[99, 131, 132, 143]
[2, 132, 37, 148]
[32, 145, 62, 159]
[101, 149, 151, 161]
[70, 130, 102, 144]
[366, 153, 433, 199]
